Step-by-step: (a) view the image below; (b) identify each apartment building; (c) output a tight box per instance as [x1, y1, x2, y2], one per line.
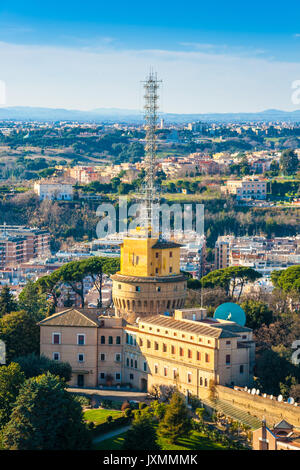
[214, 235, 300, 273]
[39, 306, 254, 395]
[221, 177, 268, 200]
[0, 225, 50, 269]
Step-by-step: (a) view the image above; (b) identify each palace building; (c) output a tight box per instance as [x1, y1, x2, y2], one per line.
[39, 307, 255, 393]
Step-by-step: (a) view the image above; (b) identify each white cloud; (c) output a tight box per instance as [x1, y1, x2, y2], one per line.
[0, 40, 299, 113]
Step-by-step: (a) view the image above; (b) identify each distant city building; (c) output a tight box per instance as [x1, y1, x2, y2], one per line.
[221, 177, 268, 200]
[34, 180, 73, 201]
[0, 224, 50, 269]
[214, 235, 300, 275]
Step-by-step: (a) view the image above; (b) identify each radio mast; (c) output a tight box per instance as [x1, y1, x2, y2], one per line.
[141, 70, 162, 237]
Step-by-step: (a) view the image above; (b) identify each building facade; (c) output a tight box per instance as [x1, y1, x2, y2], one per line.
[39, 307, 255, 394]
[34, 180, 73, 200]
[221, 177, 268, 200]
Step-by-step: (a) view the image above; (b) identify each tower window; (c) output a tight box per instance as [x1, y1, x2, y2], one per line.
[169, 251, 173, 257]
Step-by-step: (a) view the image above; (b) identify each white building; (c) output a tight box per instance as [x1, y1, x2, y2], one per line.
[221, 177, 268, 200]
[34, 181, 73, 201]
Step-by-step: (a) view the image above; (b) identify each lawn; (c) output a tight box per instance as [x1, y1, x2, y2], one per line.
[84, 408, 123, 425]
[93, 430, 229, 451]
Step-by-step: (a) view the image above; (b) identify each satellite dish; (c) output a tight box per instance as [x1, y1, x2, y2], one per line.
[251, 388, 256, 395]
[214, 303, 246, 326]
[277, 395, 283, 402]
[256, 390, 260, 395]
[288, 397, 295, 405]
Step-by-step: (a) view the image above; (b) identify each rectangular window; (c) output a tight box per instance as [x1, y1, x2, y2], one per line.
[154, 364, 158, 374]
[171, 345, 175, 354]
[53, 352, 60, 361]
[205, 353, 210, 363]
[78, 353, 84, 362]
[154, 342, 159, 351]
[100, 373, 105, 379]
[187, 372, 192, 384]
[100, 353, 106, 361]
[135, 286, 141, 292]
[188, 349, 192, 359]
[240, 365, 244, 374]
[143, 362, 147, 372]
[101, 336, 105, 344]
[108, 336, 113, 345]
[115, 373, 121, 381]
[164, 367, 168, 377]
[169, 251, 173, 258]
[115, 353, 121, 362]
[116, 336, 121, 345]
[226, 354, 231, 365]
[163, 344, 167, 353]
[130, 373, 134, 380]
[77, 334, 85, 346]
[180, 347, 184, 357]
[52, 333, 61, 345]
[197, 351, 201, 361]
[173, 369, 177, 379]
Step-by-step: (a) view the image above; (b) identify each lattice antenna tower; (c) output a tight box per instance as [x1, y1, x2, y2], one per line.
[141, 70, 162, 237]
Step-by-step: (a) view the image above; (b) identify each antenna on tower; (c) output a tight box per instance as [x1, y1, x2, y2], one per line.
[140, 70, 162, 238]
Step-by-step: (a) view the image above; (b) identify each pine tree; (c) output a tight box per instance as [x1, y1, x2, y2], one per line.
[122, 411, 160, 450]
[1, 373, 91, 450]
[0, 286, 17, 318]
[158, 392, 192, 444]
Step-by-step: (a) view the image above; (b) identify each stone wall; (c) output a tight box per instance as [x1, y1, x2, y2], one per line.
[216, 385, 300, 429]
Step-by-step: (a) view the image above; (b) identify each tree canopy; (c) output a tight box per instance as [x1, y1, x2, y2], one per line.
[1, 373, 91, 450]
[200, 266, 262, 300]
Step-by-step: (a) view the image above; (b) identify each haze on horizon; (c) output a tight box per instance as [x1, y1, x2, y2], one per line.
[1, 0, 300, 114]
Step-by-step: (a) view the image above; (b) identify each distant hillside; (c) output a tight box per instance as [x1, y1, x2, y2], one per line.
[1, 106, 300, 123]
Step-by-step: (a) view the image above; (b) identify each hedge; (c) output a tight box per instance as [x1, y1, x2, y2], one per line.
[90, 415, 131, 437]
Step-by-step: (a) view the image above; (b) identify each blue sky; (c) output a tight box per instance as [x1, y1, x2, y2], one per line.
[1, 1, 300, 112]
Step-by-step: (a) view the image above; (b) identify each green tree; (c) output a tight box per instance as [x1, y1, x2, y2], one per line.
[56, 260, 87, 307]
[1, 373, 92, 450]
[18, 280, 48, 320]
[0, 286, 17, 318]
[201, 266, 261, 299]
[280, 149, 299, 176]
[14, 353, 72, 382]
[80, 257, 120, 307]
[273, 265, 300, 295]
[0, 363, 25, 429]
[158, 392, 192, 444]
[241, 299, 273, 330]
[122, 411, 160, 450]
[0, 310, 40, 362]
